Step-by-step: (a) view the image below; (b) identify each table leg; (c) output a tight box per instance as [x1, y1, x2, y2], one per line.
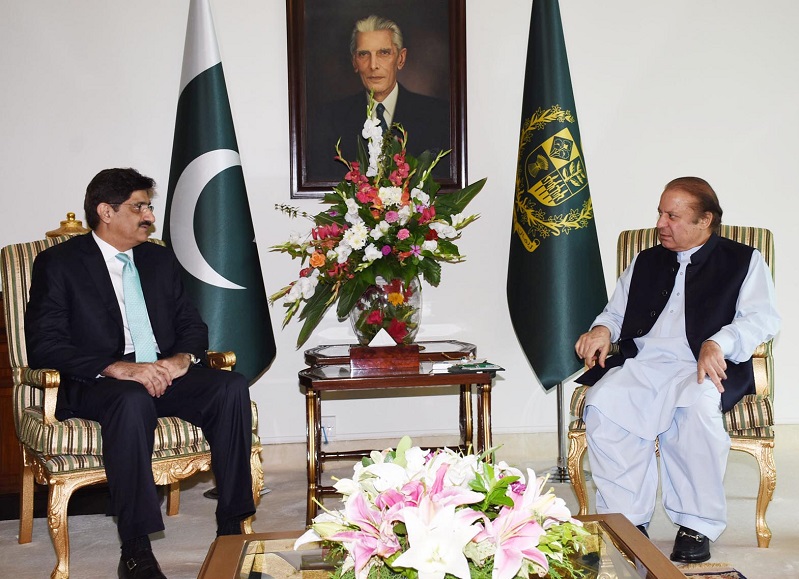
[476, 383, 493, 457]
[305, 388, 321, 525]
[458, 384, 473, 450]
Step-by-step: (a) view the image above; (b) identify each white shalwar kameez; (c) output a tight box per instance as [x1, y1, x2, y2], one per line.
[584, 245, 779, 541]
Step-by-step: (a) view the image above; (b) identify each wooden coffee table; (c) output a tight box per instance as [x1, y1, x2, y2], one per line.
[198, 514, 685, 579]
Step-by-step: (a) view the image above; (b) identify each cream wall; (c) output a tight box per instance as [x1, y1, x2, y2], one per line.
[1, 1, 797, 445]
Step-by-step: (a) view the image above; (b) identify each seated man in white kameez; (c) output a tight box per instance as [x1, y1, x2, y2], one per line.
[574, 176, 780, 563]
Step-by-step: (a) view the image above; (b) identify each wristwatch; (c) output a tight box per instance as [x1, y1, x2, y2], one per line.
[187, 353, 201, 366]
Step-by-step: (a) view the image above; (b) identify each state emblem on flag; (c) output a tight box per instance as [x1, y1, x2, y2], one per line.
[512, 113, 595, 254]
[524, 127, 587, 207]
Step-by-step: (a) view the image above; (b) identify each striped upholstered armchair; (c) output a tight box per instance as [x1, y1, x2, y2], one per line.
[567, 225, 777, 548]
[1, 235, 264, 579]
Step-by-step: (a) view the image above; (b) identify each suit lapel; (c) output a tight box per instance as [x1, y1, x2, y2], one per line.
[77, 234, 124, 332]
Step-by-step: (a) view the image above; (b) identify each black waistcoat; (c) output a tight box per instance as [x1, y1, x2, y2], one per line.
[578, 233, 755, 412]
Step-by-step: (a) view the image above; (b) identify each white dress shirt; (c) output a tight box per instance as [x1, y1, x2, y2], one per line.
[92, 232, 160, 356]
[586, 244, 780, 438]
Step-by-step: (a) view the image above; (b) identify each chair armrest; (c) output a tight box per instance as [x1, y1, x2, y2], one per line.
[206, 351, 236, 371]
[20, 367, 61, 424]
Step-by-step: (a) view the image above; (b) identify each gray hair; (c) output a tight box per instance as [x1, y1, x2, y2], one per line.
[350, 15, 404, 54]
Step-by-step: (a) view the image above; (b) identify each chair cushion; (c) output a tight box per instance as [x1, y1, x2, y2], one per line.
[568, 386, 773, 439]
[724, 394, 774, 436]
[18, 401, 260, 457]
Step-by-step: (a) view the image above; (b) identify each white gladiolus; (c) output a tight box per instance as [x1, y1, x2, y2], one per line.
[285, 269, 319, 302]
[422, 240, 438, 252]
[370, 220, 391, 240]
[335, 244, 352, 264]
[411, 188, 429, 206]
[362, 117, 383, 177]
[429, 221, 457, 239]
[363, 244, 383, 262]
[398, 205, 412, 225]
[345, 198, 363, 225]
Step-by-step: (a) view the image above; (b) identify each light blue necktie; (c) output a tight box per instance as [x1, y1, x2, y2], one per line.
[376, 103, 388, 133]
[115, 253, 158, 363]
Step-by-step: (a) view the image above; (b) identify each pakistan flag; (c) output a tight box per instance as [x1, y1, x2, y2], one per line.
[163, 0, 276, 382]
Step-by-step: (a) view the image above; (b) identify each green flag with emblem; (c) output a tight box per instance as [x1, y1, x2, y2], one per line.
[507, 0, 607, 390]
[163, 0, 276, 382]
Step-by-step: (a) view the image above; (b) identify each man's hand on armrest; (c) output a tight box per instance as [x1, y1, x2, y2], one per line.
[575, 325, 612, 369]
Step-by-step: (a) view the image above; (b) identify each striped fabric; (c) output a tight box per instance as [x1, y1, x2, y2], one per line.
[570, 389, 773, 433]
[570, 225, 776, 442]
[2, 236, 260, 464]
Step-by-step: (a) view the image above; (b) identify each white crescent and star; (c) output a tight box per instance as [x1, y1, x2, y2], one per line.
[170, 149, 246, 290]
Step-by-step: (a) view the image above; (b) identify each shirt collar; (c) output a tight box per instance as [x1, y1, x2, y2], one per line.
[92, 231, 132, 262]
[371, 83, 400, 123]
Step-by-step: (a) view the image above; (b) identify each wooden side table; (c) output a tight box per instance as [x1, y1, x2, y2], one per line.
[299, 341, 497, 524]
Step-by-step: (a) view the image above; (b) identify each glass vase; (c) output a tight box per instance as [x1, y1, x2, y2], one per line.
[349, 277, 422, 346]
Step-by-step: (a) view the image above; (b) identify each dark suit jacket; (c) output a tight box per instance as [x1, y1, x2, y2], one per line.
[307, 84, 451, 182]
[25, 233, 208, 417]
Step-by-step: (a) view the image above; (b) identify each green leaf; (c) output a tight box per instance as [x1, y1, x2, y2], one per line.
[435, 239, 460, 258]
[393, 436, 413, 468]
[336, 276, 370, 319]
[409, 150, 438, 187]
[417, 258, 441, 286]
[296, 284, 336, 348]
[434, 177, 487, 216]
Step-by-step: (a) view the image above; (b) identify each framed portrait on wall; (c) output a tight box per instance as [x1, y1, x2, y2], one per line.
[286, 0, 467, 198]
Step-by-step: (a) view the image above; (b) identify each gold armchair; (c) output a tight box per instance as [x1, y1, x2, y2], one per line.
[1, 234, 264, 578]
[567, 225, 776, 547]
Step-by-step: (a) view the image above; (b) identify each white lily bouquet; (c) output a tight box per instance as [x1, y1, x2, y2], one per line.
[295, 437, 588, 579]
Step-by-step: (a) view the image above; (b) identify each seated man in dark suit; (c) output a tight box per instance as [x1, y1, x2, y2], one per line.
[25, 168, 256, 579]
[307, 14, 451, 182]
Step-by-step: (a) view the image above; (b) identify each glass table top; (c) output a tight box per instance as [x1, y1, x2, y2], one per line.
[304, 340, 477, 366]
[234, 521, 662, 579]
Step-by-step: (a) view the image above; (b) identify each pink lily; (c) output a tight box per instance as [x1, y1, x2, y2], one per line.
[475, 507, 548, 579]
[328, 492, 401, 579]
[512, 469, 576, 529]
[428, 463, 484, 508]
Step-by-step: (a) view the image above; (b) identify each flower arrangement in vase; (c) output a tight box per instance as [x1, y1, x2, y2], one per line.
[270, 98, 486, 347]
[295, 437, 588, 579]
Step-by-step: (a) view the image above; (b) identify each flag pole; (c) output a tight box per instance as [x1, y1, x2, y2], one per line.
[544, 382, 570, 482]
[545, 381, 591, 484]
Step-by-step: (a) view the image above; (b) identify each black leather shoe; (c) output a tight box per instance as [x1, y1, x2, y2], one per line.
[118, 549, 167, 579]
[636, 524, 649, 538]
[670, 526, 710, 563]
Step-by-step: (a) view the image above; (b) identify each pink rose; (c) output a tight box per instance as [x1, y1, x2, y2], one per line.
[397, 229, 410, 240]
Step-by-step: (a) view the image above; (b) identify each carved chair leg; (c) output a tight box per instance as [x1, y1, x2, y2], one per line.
[243, 445, 264, 534]
[567, 430, 590, 516]
[47, 478, 81, 579]
[18, 446, 34, 544]
[731, 438, 776, 548]
[166, 482, 180, 516]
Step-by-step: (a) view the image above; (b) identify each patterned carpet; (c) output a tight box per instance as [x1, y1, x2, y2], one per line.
[681, 563, 747, 579]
